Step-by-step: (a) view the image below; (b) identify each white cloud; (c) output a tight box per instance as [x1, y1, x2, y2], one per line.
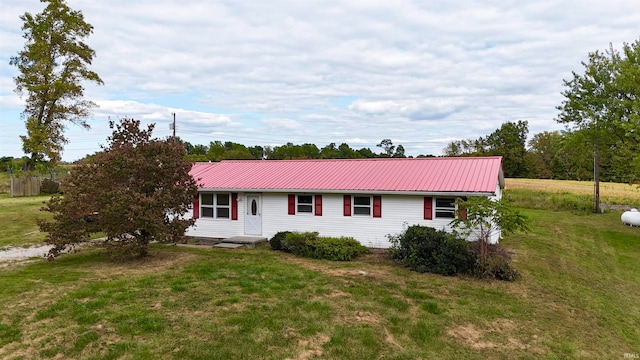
[346, 137, 369, 145]
[0, 0, 638, 160]
[261, 119, 301, 130]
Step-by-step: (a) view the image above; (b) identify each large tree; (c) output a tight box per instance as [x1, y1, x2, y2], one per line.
[527, 131, 563, 179]
[10, 0, 103, 171]
[442, 121, 530, 177]
[556, 39, 640, 211]
[485, 120, 530, 178]
[40, 118, 198, 259]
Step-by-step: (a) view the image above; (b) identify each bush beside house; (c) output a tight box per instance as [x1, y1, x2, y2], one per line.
[270, 231, 368, 261]
[389, 225, 520, 281]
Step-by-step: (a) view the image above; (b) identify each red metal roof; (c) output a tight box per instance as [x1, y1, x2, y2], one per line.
[190, 157, 504, 194]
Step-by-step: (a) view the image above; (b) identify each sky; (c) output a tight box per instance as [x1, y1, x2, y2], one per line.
[1, 1, 639, 161]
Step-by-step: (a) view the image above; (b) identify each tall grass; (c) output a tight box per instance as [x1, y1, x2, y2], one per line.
[505, 178, 640, 213]
[504, 188, 596, 213]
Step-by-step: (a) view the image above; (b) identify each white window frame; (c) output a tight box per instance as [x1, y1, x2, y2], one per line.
[296, 194, 314, 214]
[434, 197, 456, 219]
[353, 195, 372, 216]
[201, 193, 231, 219]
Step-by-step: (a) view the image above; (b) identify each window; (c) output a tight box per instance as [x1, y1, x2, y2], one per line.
[250, 199, 258, 216]
[353, 196, 371, 216]
[435, 197, 456, 218]
[297, 195, 313, 213]
[289, 194, 322, 215]
[201, 193, 230, 219]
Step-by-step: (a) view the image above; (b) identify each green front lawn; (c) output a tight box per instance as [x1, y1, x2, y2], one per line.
[0, 207, 638, 359]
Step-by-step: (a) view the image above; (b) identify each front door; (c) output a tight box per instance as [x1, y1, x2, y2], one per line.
[244, 194, 262, 235]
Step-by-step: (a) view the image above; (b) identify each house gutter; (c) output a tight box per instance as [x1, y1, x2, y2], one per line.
[197, 188, 497, 197]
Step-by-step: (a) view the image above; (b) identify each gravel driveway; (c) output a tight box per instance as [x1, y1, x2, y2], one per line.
[0, 245, 52, 262]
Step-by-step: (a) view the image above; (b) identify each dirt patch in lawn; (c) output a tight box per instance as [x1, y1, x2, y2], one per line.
[88, 249, 199, 279]
[287, 333, 330, 360]
[283, 253, 407, 286]
[384, 327, 403, 349]
[447, 319, 546, 354]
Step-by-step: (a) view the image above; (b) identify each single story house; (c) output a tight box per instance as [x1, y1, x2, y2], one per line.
[186, 156, 505, 248]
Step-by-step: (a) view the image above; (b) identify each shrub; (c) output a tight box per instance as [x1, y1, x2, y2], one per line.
[282, 231, 318, 256]
[468, 241, 511, 260]
[269, 231, 291, 251]
[40, 178, 60, 194]
[307, 236, 369, 261]
[467, 242, 521, 281]
[483, 255, 521, 281]
[278, 232, 368, 261]
[389, 225, 475, 276]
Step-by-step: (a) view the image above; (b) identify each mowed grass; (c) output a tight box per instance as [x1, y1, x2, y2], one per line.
[1, 190, 639, 359]
[0, 193, 53, 248]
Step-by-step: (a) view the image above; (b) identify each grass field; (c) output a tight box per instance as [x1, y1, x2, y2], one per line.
[0, 183, 639, 359]
[0, 193, 53, 249]
[506, 178, 640, 207]
[0, 172, 10, 194]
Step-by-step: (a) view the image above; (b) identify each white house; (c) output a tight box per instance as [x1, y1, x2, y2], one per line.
[186, 156, 505, 248]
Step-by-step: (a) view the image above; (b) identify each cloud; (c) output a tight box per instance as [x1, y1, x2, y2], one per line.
[346, 137, 369, 145]
[349, 98, 466, 121]
[261, 118, 301, 130]
[0, 0, 637, 160]
[94, 100, 234, 126]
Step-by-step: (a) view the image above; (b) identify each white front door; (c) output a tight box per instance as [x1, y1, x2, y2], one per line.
[244, 194, 262, 235]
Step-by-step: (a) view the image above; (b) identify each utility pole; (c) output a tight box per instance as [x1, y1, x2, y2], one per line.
[171, 112, 176, 140]
[594, 144, 600, 213]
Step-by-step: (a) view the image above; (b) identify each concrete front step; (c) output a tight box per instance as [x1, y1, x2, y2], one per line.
[213, 243, 245, 249]
[222, 236, 268, 245]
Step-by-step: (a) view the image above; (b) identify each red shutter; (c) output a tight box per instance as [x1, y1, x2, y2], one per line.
[457, 196, 468, 220]
[458, 206, 468, 220]
[343, 195, 351, 216]
[231, 193, 238, 220]
[193, 194, 200, 219]
[288, 194, 295, 215]
[373, 196, 382, 218]
[424, 197, 432, 220]
[315, 195, 322, 216]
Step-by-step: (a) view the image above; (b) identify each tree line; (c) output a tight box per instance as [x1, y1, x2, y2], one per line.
[180, 138, 422, 162]
[177, 113, 638, 184]
[443, 120, 639, 182]
[4, 117, 636, 185]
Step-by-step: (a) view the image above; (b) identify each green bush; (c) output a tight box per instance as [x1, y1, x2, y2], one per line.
[282, 231, 318, 256]
[269, 231, 291, 251]
[307, 236, 369, 261]
[483, 255, 521, 281]
[278, 232, 368, 261]
[389, 225, 521, 281]
[388, 225, 476, 276]
[40, 178, 60, 194]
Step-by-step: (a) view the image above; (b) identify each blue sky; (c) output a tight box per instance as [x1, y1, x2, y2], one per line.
[1, 0, 639, 161]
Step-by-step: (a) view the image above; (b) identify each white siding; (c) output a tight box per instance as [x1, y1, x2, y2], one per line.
[263, 193, 459, 248]
[185, 195, 245, 239]
[187, 192, 492, 248]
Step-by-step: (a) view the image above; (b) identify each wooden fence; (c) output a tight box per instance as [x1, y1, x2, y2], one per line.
[10, 176, 42, 197]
